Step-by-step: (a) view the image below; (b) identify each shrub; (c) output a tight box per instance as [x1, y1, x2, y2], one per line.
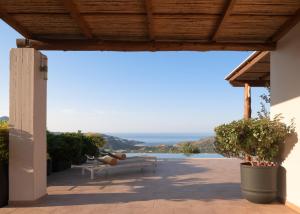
[47, 132, 72, 171]
[85, 133, 106, 148]
[60, 133, 84, 165]
[47, 131, 106, 171]
[82, 133, 106, 157]
[0, 121, 9, 162]
[179, 142, 200, 154]
[214, 116, 294, 166]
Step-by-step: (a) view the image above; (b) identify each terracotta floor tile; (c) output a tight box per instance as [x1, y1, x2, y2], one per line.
[2, 159, 297, 214]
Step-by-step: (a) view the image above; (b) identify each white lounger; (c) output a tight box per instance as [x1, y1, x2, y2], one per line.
[72, 156, 157, 180]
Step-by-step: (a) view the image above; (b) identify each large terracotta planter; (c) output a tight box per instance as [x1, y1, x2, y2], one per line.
[240, 163, 278, 204]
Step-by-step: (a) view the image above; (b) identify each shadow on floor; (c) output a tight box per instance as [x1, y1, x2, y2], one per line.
[41, 182, 241, 206]
[27, 159, 243, 207]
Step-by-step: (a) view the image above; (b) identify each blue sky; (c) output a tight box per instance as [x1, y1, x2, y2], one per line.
[0, 20, 266, 134]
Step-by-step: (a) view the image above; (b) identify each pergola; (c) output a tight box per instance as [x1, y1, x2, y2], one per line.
[1, 0, 300, 207]
[225, 51, 270, 119]
[0, 1, 300, 51]
[226, 51, 270, 87]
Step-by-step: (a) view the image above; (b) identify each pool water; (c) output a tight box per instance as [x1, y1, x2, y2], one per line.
[126, 153, 224, 159]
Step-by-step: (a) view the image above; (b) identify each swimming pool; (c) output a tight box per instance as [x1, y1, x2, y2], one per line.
[126, 153, 224, 159]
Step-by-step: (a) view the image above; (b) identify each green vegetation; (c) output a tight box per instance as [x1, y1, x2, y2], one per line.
[214, 115, 294, 166]
[178, 142, 200, 154]
[137, 144, 175, 153]
[85, 132, 106, 148]
[176, 137, 215, 153]
[119, 137, 216, 154]
[47, 131, 106, 171]
[0, 121, 8, 162]
[131, 137, 215, 154]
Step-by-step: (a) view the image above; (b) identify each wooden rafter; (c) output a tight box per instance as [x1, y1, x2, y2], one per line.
[269, 7, 300, 42]
[258, 72, 270, 80]
[0, 5, 32, 38]
[211, 0, 236, 41]
[1, 1, 300, 51]
[145, 0, 154, 41]
[63, 0, 93, 39]
[228, 51, 269, 82]
[16, 39, 276, 51]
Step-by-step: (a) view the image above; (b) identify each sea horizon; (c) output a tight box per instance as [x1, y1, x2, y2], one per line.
[106, 132, 214, 146]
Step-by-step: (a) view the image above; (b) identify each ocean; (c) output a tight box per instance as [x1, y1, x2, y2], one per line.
[127, 153, 223, 159]
[109, 133, 213, 146]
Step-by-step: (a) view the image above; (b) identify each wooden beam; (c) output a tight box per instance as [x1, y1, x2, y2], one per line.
[145, 0, 154, 41]
[269, 7, 300, 42]
[230, 80, 269, 87]
[16, 39, 276, 51]
[63, 0, 93, 39]
[211, 0, 236, 41]
[244, 83, 251, 119]
[0, 5, 32, 38]
[2, 11, 292, 17]
[228, 51, 269, 81]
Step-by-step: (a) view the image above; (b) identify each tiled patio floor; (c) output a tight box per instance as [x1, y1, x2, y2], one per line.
[0, 158, 297, 214]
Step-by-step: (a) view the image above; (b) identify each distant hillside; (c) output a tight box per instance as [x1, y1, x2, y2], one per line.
[0, 116, 8, 121]
[49, 131, 144, 151]
[87, 134, 216, 153]
[101, 134, 143, 151]
[176, 136, 216, 153]
[47, 130, 216, 153]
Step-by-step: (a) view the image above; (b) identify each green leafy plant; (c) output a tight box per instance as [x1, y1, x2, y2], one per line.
[179, 142, 200, 154]
[47, 131, 106, 171]
[84, 133, 106, 152]
[214, 115, 294, 166]
[47, 132, 72, 171]
[60, 133, 84, 164]
[0, 121, 9, 162]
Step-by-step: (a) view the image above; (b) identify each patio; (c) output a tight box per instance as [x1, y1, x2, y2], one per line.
[0, 0, 299, 210]
[0, 158, 296, 214]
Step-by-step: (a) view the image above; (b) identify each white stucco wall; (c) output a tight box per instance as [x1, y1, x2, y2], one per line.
[271, 22, 300, 207]
[9, 48, 47, 203]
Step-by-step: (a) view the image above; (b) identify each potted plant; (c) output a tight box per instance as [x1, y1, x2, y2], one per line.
[0, 121, 9, 207]
[214, 116, 294, 204]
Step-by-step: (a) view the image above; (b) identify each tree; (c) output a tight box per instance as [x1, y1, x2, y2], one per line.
[214, 116, 294, 166]
[257, 87, 270, 118]
[179, 142, 200, 154]
[85, 133, 106, 148]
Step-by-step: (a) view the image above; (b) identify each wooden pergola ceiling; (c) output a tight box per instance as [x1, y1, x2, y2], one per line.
[1, 0, 300, 51]
[225, 51, 270, 87]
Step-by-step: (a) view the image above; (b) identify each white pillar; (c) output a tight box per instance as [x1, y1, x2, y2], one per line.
[271, 22, 300, 209]
[9, 48, 47, 204]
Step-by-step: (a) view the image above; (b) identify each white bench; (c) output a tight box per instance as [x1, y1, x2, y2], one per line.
[72, 156, 157, 180]
[72, 162, 107, 180]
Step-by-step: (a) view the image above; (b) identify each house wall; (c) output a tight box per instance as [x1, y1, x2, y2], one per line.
[271, 22, 300, 208]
